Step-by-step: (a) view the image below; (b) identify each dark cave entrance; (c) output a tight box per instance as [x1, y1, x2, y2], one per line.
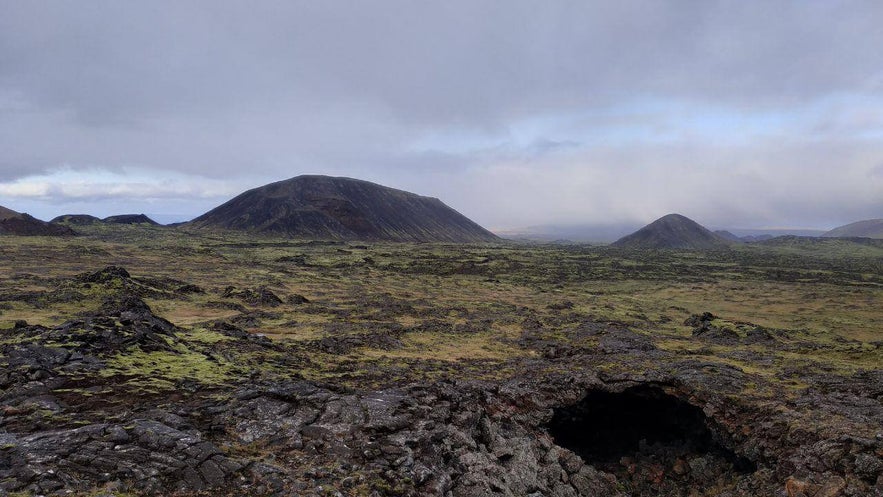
[546, 385, 756, 493]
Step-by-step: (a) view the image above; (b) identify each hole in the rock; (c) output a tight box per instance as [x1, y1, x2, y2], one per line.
[547, 385, 756, 493]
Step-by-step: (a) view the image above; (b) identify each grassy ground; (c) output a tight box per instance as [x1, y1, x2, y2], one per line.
[1, 225, 880, 393]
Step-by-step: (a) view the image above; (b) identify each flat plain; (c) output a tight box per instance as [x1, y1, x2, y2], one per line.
[1, 225, 881, 496]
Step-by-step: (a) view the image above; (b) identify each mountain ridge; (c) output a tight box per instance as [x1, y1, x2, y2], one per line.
[0, 205, 75, 236]
[822, 219, 883, 239]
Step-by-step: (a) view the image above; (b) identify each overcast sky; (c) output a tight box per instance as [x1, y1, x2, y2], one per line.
[1, 1, 882, 230]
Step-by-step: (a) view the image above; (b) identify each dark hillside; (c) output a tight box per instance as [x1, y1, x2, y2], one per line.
[612, 214, 729, 249]
[188, 175, 498, 243]
[822, 219, 883, 239]
[0, 206, 75, 236]
[51, 214, 102, 226]
[103, 214, 159, 225]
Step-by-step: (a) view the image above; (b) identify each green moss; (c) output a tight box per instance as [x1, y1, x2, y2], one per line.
[99, 345, 236, 390]
[182, 327, 233, 344]
[1, 225, 880, 394]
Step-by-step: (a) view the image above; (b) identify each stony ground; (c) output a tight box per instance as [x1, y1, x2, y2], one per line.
[0, 225, 881, 496]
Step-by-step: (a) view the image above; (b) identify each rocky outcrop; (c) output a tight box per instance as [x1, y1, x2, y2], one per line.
[0, 418, 241, 494]
[222, 286, 284, 307]
[1, 267, 880, 496]
[2, 343, 880, 496]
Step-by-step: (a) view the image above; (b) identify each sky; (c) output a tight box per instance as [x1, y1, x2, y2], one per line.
[1, 1, 882, 231]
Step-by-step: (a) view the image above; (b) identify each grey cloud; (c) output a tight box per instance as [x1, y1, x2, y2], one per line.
[0, 178, 239, 202]
[412, 135, 883, 229]
[528, 139, 582, 155]
[1, 1, 882, 228]
[4, 1, 882, 128]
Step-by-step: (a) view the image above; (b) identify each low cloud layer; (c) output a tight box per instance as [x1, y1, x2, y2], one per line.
[1, 1, 881, 229]
[0, 168, 239, 200]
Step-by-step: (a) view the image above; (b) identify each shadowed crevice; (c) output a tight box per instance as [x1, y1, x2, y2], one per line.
[546, 385, 756, 493]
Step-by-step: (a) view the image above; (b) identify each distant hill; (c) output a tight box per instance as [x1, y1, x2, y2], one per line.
[611, 214, 729, 249]
[756, 235, 883, 255]
[51, 214, 102, 226]
[739, 234, 775, 243]
[0, 206, 75, 236]
[103, 214, 159, 225]
[187, 175, 499, 243]
[496, 224, 638, 243]
[822, 219, 883, 239]
[713, 230, 742, 242]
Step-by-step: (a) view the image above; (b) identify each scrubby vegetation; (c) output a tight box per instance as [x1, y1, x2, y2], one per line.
[0, 225, 880, 496]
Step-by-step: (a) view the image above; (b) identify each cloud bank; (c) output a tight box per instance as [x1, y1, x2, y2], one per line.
[1, 1, 881, 228]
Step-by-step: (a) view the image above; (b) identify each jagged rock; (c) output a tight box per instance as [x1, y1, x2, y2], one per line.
[686, 312, 741, 344]
[815, 476, 846, 497]
[210, 321, 251, 339]
[0, 294, 178, 398]
[0, 420, 239, 494]
[684, 312, 718, 328]
[177, 284, 205, 294]
[597, 328, 655, 354]
[287, 293, 310, 305]
[1, 362, 879, 496]
[744, 326, 775, 343]
[209, 321, 273, 345]
[222, 286, 283, 307]
[79, 266, 131, 283]
[0, 278, 879, 497]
